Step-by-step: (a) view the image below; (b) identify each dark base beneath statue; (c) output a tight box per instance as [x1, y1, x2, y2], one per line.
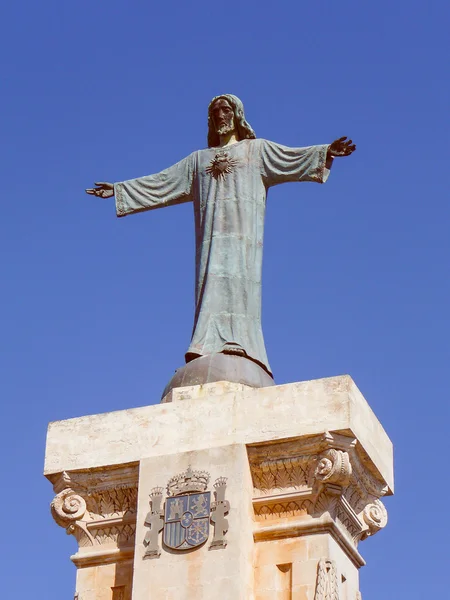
[161, 353, 275, 402]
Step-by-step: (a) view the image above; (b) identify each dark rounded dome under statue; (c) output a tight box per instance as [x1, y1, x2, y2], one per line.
[161, 353, 275, 402]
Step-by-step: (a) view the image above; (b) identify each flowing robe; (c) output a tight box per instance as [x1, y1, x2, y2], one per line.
[115, 138, 330, 376]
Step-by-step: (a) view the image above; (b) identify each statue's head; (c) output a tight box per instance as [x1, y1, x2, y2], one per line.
[207, 94, 256, 148]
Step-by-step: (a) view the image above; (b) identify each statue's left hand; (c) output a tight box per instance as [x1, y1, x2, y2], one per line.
[85, 182, 114, 198]
[328, 137, 356, 158]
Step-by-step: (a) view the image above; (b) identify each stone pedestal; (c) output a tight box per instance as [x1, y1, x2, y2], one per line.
[45, 375, 393, 599]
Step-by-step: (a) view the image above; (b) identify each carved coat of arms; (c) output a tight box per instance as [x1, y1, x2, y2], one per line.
[143, 466, 229, 558]
[164, 490, 210, 550]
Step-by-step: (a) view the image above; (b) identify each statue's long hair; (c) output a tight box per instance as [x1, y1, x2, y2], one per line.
[207, 94, 256, 148]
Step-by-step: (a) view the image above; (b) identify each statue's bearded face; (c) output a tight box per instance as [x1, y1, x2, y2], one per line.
[211, 98, 236, 137]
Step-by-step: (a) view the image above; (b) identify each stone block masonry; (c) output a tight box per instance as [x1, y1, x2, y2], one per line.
[45, 375, 393, 599]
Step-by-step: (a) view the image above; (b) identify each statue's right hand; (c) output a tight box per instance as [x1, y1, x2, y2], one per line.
[85, 182, 114, 198]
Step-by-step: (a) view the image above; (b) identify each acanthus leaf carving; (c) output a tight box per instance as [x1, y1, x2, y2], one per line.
[255, 499, 311, 520]
[252, 455, 314, 495]
[314, 558, 340, 600]
[86, 487, 138, 520]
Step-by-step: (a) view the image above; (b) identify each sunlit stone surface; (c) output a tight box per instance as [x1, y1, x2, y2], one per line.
[45, 375, 393, 599]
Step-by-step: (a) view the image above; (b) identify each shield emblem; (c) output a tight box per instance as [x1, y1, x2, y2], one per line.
[163, 492, 211, 550]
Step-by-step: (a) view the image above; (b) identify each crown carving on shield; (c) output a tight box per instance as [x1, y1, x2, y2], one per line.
[166, 466, 210, 496]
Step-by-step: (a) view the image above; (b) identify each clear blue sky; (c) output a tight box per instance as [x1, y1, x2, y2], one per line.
[1, 1, 448, 598]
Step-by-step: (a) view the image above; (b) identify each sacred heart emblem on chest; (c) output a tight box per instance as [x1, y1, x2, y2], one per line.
[206, 151, 239, 180]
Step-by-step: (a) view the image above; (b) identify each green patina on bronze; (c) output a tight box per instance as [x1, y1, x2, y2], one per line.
[86, 95, 355, 381]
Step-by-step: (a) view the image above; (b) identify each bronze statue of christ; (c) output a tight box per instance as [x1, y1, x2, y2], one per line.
[86, 94, 355, 378]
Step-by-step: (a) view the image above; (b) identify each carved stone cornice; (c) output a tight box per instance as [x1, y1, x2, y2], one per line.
[48, 463, 138, 565]
[248, 432, 389, 558]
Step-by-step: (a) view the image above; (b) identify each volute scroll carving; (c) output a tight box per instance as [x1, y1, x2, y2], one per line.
[51, 488, 94, 546]
[51, 489, 87, 528]
[361, 499, 388, 539]
[314, 449, 352, 487]
[49, 465, 139, 558]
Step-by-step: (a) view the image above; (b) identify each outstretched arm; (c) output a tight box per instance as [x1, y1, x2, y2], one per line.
[261, 137, 356, 188]
[85, 153, 196, 217]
